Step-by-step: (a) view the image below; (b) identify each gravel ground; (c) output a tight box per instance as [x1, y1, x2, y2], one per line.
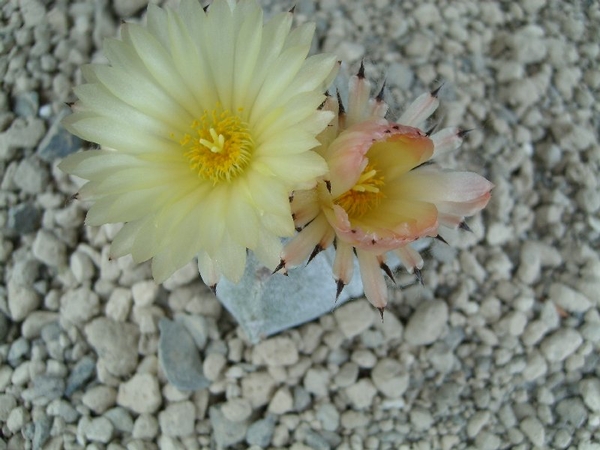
[1, 0, 600, 449]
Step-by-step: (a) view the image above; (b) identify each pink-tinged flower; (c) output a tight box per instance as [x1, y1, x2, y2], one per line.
[277, 64, 494, 315]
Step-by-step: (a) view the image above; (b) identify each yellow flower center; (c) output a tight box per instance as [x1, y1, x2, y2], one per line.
[335, 163, 385, 218]
[180, 106, 253, 184]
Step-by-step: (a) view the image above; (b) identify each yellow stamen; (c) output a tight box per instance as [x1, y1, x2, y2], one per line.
[180, 106, 253, 184]
[335, 164, 385, 218]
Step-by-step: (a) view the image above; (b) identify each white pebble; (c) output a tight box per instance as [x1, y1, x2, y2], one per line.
[60, 287, 100, 325]
[371, 358, 409, 398]
[548, 283, 592, 313]
[404, 300, 448, 345]
[519, 416, 545, 447]
[117, 374, 161, 414]
[158, 401, 196, 437]
[540, 328, 583, 362]
[345, 379, 377, 409]
[253, 337, 299, 367]
[334, 301, 376, 339]
[132, 414, 158, 440]
[267, 387, 293, 415]
[105, 288, 132, 322]
[32, 229, 66, 267]
[581, 378, 600, 412]
[131, 281, 158, 306]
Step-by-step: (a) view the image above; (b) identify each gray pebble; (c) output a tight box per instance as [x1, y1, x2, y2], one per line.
[519, 416, 545, 447]
[209, 405, 248, 448]
[333, 300, 376, 339]
[37, 110, 82, 162]
[83, 416, 114, 443]
[246, 415, 276, 447]
[85, 318, 139, 377]
[32, 229, 67, 268]
[8, 336, 30, 364]
[32, 415, 52, 450]
[580, 378, 600, 412]
[540, 328, 583, 362]
[0, 393, 17, 421]
[13, 157, 49, 194]
[549, 283, 592, 313]
[22, 375, 65, 402]
[132, 413, 158, 440]
[404, 300, 448, 345]
[305, 429, 331, 450]
[293, 386, 311, 412]
[0, 118, 45, 159]
[316, 403, 339, 431]
[7, 280, 41, 322]
[371, 358, 409, 398]
[7, 202, 42, 235]
[158, 318, 210, 391]
[13, 91, 39, 117]
[46, 398, 80, 423]
[158, 401, 196, 437]
[556, 397, 587, 427]
[21, 312, 58, 340]
[60, 287, 100, 325]
[65, 356, 96, 396]
[104, 407, 134, 434]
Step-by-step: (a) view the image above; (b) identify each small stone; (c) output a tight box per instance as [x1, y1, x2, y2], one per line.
[131, 280, 158, 306]
[548, 283, 592, 313]
[556, 398, 587, 427]
[0, 394, 17, 421]
[316, 403, 339, 432]
[209, 405, 247, 448]
[60, 287, 100, 325]
[540, 328, 583, 362]
[82, 385, 117, 414]
[387, 63, 414, 91]
[65, 356, 96, 396]
[84, 416, 114, 443]
[293, 386, 311, 412]
[13, 91, 39, 118]
[69, 251, 95, 283]
[303, 367, 330, 397]
[37, 110, 82, 162]
[13, 157, 49, 194]
[7, 406, 29, 433]
[222, 398, 252, 422]
[580, 378, 600, 412]
[7, 203, 42, 235]
[85, 318, 139, 377]
[21, 311, 59, 339]
[23, 375, 65, 403]
[345, 379, 377, 409]
[104, 407, 134, 434]
[334, 362, 359, 388]
[174, 313, 208, 349]
[246, 416, 276, 448]
[202, 352, 226, 381]
[158, 401, 196, 437]
[410, 407, 433, 431]
[117, 373, 161, 414]
[8, 337, 30, 363]
[511, 27, 547, 64]
[0, 118, 45, 159]
[158, 318, 210, 391]
[522, 351, 547, 381]
[32, 415, 52, 450]
[8, 281, 41, 322]
[254, 336, 299, 366]
[520, 416, 545, 447]
[371, 358, 410, 398]
[334, 301, 376, 339]
[340, 410, 369, 429]
[467, 411, 490, 438]
[105, 288, 132, 322]
[268, 387, 293, 415]
[46, 399, 80, 423]
[241, 371, 276, 408]
[32, 230, 67, 268]
[404, 300, 448, 345]
[132, 414, 159, 440]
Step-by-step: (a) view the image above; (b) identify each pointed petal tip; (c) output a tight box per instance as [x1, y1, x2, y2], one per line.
[288, 4, 296, 14]
[209, 284, 217, 295]
[376, 80, 386, 102]
[335, 278, 345, 301]
[459, 221, 472, 232]
[377, 307, 385, 322]
[457, 128, 474, 138]
[357, 60, 366, 79]
[306, 245, 323, 265]
[273, 259, 286, 274]
[380, 261, 395, 284]
[431, 83, 444, 98]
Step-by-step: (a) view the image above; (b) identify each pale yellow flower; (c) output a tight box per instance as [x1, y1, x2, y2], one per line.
[279, 65, 494, 313]
[60, 0, 338, 287]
